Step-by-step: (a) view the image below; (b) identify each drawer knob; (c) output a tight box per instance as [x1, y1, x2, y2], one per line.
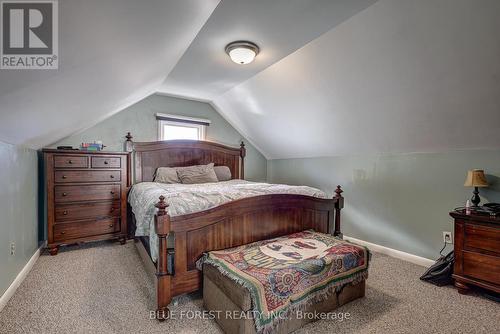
[63, 210, 68, 215]
[68, 160, 73, 164]
[109, 224, 114, 228]
[110, 208, 115, 212]
[62, 192, 68, 197]
[110, 191, 115, 195]
[62, 175, 67, 179]
[61, 231, 65, 235]
[104, 161, 109, 165]
[110, 175, 115, 179]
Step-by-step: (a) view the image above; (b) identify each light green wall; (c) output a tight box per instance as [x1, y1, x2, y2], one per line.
[50, 94, 500, 262]
[268, 150, 500, 260]
[0, 141, 39, 296]
[52, 94, 267, 181]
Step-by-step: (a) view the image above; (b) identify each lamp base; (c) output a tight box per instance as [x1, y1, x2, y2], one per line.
[471, 186, 481, 206]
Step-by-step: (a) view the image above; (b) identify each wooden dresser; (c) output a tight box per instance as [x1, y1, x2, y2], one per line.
[43, 149, 130, 255]
[450, 211, 500, 294]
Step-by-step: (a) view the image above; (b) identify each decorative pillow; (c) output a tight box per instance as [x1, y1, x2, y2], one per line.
[177, 163, 218, 184]
[154, 167, 180, 184]
[214, 166, 232, 181]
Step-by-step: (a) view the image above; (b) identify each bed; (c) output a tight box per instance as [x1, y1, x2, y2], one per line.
[124, 133, 344, 319]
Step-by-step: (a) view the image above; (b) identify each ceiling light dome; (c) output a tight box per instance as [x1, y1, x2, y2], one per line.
[225, 41, 259, 65]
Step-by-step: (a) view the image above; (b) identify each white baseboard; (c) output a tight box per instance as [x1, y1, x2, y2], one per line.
[344, 235, 435, 268]
[0, 244, 44, 312]
[0, 238, 433, 313]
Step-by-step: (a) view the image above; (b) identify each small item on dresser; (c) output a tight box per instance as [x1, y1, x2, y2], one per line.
[483, 202, 500, 216]
[453, 204, 499, 217]
[81, 141, 106, 151]
[56, 146, 78, 150]
[465, 199, 471, 215]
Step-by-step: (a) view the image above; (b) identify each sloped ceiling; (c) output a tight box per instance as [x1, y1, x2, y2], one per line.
[0, 0, 219, 148]
[2, 0, 500, 159]
[158, 0, 378, 101]
[212, 0, 500, 158]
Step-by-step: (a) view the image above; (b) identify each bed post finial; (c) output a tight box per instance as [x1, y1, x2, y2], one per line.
[155, 195, 169, 216]
[125, 132, 133, 152]
[240, 141, 246, 180]
[335, 185, 343, 198]
[333, 185, 344, 239]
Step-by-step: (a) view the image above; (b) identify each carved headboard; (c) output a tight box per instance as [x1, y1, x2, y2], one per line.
[125, 133, 246, 184]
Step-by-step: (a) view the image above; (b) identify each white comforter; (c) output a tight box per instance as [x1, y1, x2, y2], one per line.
[128, 179, 327, 261]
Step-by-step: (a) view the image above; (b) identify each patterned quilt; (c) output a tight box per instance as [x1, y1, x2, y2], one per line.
[200, 230, 370, 333]
[128, 180, 327, 262]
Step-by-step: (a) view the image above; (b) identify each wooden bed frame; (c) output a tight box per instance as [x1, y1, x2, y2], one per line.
[124, 133, 344, 319]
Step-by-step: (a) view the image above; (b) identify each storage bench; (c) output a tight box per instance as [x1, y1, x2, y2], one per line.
[200, 230, 370, 334]
[203, 264, 365, 334]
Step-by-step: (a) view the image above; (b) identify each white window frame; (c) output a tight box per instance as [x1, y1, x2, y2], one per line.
[156, 113, 209, 141]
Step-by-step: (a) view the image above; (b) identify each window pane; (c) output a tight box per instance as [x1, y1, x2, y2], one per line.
[163, 124, 199, 140]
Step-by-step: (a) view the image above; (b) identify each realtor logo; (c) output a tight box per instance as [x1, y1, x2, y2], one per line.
[1, 0, 58, 69]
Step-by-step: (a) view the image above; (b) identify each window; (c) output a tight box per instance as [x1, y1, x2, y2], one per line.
[156, 113, 210, 141]
[159, 120, 205, 140]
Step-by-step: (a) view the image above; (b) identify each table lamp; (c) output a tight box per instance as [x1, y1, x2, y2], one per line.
[464, 169, 488, 206]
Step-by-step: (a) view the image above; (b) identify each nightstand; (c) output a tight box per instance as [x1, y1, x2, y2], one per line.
[449, 210, 500, 294]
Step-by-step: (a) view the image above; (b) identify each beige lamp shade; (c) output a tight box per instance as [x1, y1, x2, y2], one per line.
[464, 169, 488, 187]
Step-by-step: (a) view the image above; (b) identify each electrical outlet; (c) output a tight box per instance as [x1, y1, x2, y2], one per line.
[10, 242, 15, 256]
[443, 231, 453, 244]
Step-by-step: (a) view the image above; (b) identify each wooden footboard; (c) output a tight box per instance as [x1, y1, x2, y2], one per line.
[153, 187, 344, 319]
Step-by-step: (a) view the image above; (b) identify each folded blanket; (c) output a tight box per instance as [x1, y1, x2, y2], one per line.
[199, 230, 370, 333]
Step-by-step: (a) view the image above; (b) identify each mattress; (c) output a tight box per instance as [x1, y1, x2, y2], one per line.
[128, 179, 328, 262]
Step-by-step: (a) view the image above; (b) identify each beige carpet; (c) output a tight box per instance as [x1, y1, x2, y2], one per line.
[0, 241, 498, 334]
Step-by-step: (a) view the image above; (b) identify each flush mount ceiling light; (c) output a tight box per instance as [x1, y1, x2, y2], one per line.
[225, 41, 259, 65]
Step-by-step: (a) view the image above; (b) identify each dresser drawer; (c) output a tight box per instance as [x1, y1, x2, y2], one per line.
[54, 155, 88, 168]
[53, 218, 120, 242]
[55, 201, 120, 221]
[54, 170, 121, 183]
[464, 223, 500, 254]
[91, 156, 121, 168]
[55, 184, 120, 203]
[463, 251, 500, 285]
